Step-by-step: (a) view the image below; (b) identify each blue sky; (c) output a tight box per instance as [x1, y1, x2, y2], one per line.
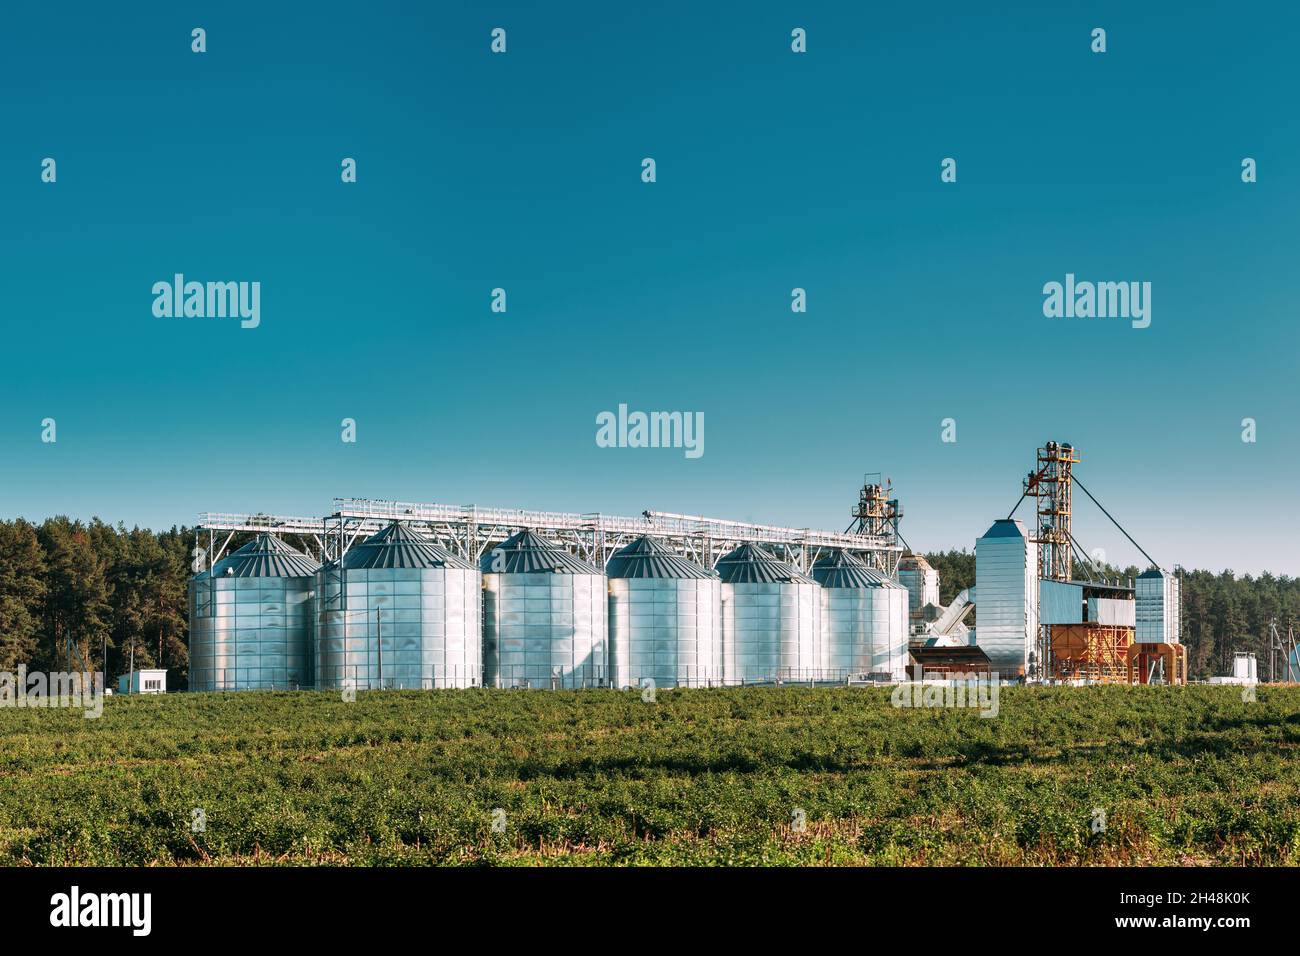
[1, 2, 1296, 575]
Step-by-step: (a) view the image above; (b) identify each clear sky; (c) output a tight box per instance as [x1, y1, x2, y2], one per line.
[1, 2, 1296, 575]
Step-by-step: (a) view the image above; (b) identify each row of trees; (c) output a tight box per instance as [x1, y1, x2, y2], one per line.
[0, 518, 191, 680]
[1, 517, 1296, 685]
[922, 549, 1300, 680]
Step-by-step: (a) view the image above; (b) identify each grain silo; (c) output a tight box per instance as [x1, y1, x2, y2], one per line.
[188, 532, 319, 691]
[717, 543, 823, 684]
[314, 521, 481, 689]
[811, 549, 909, 680]
[481, 530, 607, 688]
[974, 518, 1037, 677]
[606, 536, 722, 689]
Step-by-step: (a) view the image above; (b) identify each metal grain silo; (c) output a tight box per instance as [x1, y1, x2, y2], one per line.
[717, 543, 823, 684]
[481, 530, 607, 688]
[811, 550, 909, 681]
[188, 532, 319, 691]
[314, 521, 481, 689]
[606, 536, 722, 689]
[974, 518, 1037, 677]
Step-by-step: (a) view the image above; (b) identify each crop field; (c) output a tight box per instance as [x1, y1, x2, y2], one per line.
[2, 685, 1299, 866]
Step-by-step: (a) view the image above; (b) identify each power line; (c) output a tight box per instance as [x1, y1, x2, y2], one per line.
[1072, 474, 1160, 570]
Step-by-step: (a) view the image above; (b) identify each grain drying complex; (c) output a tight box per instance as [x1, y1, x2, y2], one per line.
[187, 442, 1189, 692]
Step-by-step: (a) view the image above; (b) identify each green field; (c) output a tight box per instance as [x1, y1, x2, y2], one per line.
[2, 685, 1299, 866]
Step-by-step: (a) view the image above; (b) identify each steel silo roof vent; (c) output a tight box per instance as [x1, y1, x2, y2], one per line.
[480, 530, 601, 574]
[605, 535, 717, 579]
[341, 521, 475, 570]
[715, 543, 815, 585]
[207, 532, 321, 578]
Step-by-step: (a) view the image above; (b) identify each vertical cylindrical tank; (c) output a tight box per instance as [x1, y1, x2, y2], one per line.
[481, 530, 608, 688]
[606, 536, 722, 689]
[188, 532, 319, 691]
[716, 543, 823, 684]
[811, 550, 909, 680]
[314, 521, 481, 689]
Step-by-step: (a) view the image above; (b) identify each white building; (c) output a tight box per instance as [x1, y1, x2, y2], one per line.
[118, 669, 167, 694]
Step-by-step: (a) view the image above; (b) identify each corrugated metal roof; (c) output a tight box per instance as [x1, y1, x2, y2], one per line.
[341, 521, 475, 571]
[479, 530, 601, 574]
[605, 535, 717, 580]
[208, 532, 320, 579]
[810, 549, 895, 589]
[715, 543, 815, 585]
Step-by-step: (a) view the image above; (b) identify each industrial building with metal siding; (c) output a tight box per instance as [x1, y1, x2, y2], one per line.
[188, 440, 1194, 692]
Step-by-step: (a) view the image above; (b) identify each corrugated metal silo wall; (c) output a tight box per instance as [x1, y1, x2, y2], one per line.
[876, 585, 909, 679]
[608, 577, 722, 688]
[188, 574, 313, 691]
[314, 566, 482, 689]
[482, 571, 607, 688]
[722, 580, 823, 683]
[819, 584, 908, 680]
[821, 586, 873, 676]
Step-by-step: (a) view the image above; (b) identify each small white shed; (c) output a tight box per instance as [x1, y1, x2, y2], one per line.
[118, 669, 167, 694]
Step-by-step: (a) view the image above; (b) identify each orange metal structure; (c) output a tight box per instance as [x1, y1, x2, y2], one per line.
[1024, 442, 1081, 677]
[1049, 623, 1134, 682]
[1126, 642, 1187, 685]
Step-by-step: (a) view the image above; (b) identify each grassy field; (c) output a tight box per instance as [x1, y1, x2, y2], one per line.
[2, 685, 1299, 866]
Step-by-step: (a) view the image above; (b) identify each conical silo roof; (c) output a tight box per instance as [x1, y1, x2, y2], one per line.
[980, 517, 1028, 539]
[208, 532, 320, 578]
[605, 535, 717, 580]
[715, 543, 815, 585]
[341, 521, 475, 570]
[480, 530, 601, 574]
[811, 549, 893, 589]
